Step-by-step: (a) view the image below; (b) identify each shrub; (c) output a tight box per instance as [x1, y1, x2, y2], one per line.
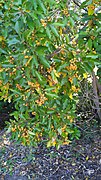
[0, 0, 101, 148]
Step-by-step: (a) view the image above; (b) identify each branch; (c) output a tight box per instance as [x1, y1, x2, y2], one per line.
[46, 48, 61, 59]
[72, 0, 88, 12]
[72, 0, 81, 7]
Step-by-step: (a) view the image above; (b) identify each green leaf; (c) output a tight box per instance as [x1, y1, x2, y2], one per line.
[45, 87, 55, 91]
[27, 19, 34, 30]
[33, 54, 39, 68]
[0, 48, 7, 54]
[37, 0, 46, 14]
[51, 70, 55, 81]
[46, 27, 51, 39]
[47, 110, 55, 114]
[15, 21, 20, 36]
[57, 63, 68, 72]
[73, 78, 78, 86]
[31, 0, 37, 10]
[36, 46, 47, 55]
[72, 13, 80, 21]
[39, 56, 50, 68]
[30, 12, 38, 19]
[6, 126, 12, 134]
[57, 128, 62, 135]
[35, 70, 43, 82]
[65, 34, 70, 43]
[2, 64, 15, 68]
[83, 62, 94, 74]
[10, 89, 21, 95]
[87, 38, 92, 49]
[79, 31, 89, 37]
[7, 38, 20, 46]
[68, 17, 75, 27]
[53, 58, 61, 63]
[15, 0, 22, 5]
[86, 54, 98, 59]
[63, 99, 68, 110]
[10, 111, 19, 120]
[45, 92, 59, 99]
[53, 22, 65, 27]
[28, 130, 35, 136]
[81, 0, 92, 7]
[97, 27, 101, 33]
[50, 25, 59, 37]
[61, 77, 67, 86]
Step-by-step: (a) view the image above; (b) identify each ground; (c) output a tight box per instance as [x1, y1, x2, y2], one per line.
[0, 102, 101, 180]
[0, 126, 101, 180]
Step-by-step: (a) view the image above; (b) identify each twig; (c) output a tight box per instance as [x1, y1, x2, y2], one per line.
[72, 0, 87, 12]
[51, 166, 60, 175]
[46, 48, 61, 59]
[72, 0, 81, 8]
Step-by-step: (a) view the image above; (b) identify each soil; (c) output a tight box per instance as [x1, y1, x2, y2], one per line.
[0, 129, 101, 180]
[0, 103, 101, 180]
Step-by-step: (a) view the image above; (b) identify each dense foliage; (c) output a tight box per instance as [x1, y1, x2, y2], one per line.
[0, 0, 101, 148]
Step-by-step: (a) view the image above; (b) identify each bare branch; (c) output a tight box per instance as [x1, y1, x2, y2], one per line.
[72, 0, 88, 12]
[46, 48, 61, 59]
[72, 0, 81, 7]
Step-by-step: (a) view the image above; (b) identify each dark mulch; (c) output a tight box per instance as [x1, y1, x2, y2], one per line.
[0, 127, 101, 180]
[0, 101, 101, 180]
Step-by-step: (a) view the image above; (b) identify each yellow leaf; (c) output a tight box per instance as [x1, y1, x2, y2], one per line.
[83, 73, 88, 79]
[85, 178, 88, 180]
[59, 27, 62, 35]
[54, 69, 60, 77]
[8, 97, 11, 103]
[88, 4, 95, 15]
[25, 56, 32, 67]
[72, 163, 76, 166]
[47, 140, 51, 148]
[69, 92, 73, 99]
[52, 137, 56, 146]
[63, 141, 70, 145]
[71, 85, 76, 92]
[32, 111, 36, 115]
[52, 140, 56, 146]
[9, 153, 13, 157]
[86, 156, 89, 161]
[49, 81, 53, 86]
[0, 36, 5, 41]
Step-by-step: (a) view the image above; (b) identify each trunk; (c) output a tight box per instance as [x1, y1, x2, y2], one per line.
[92, 71, 101, 124]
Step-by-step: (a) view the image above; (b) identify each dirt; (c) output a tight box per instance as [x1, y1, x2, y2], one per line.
[0, 127, 101, 180]
[0, 102, 101, 180]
